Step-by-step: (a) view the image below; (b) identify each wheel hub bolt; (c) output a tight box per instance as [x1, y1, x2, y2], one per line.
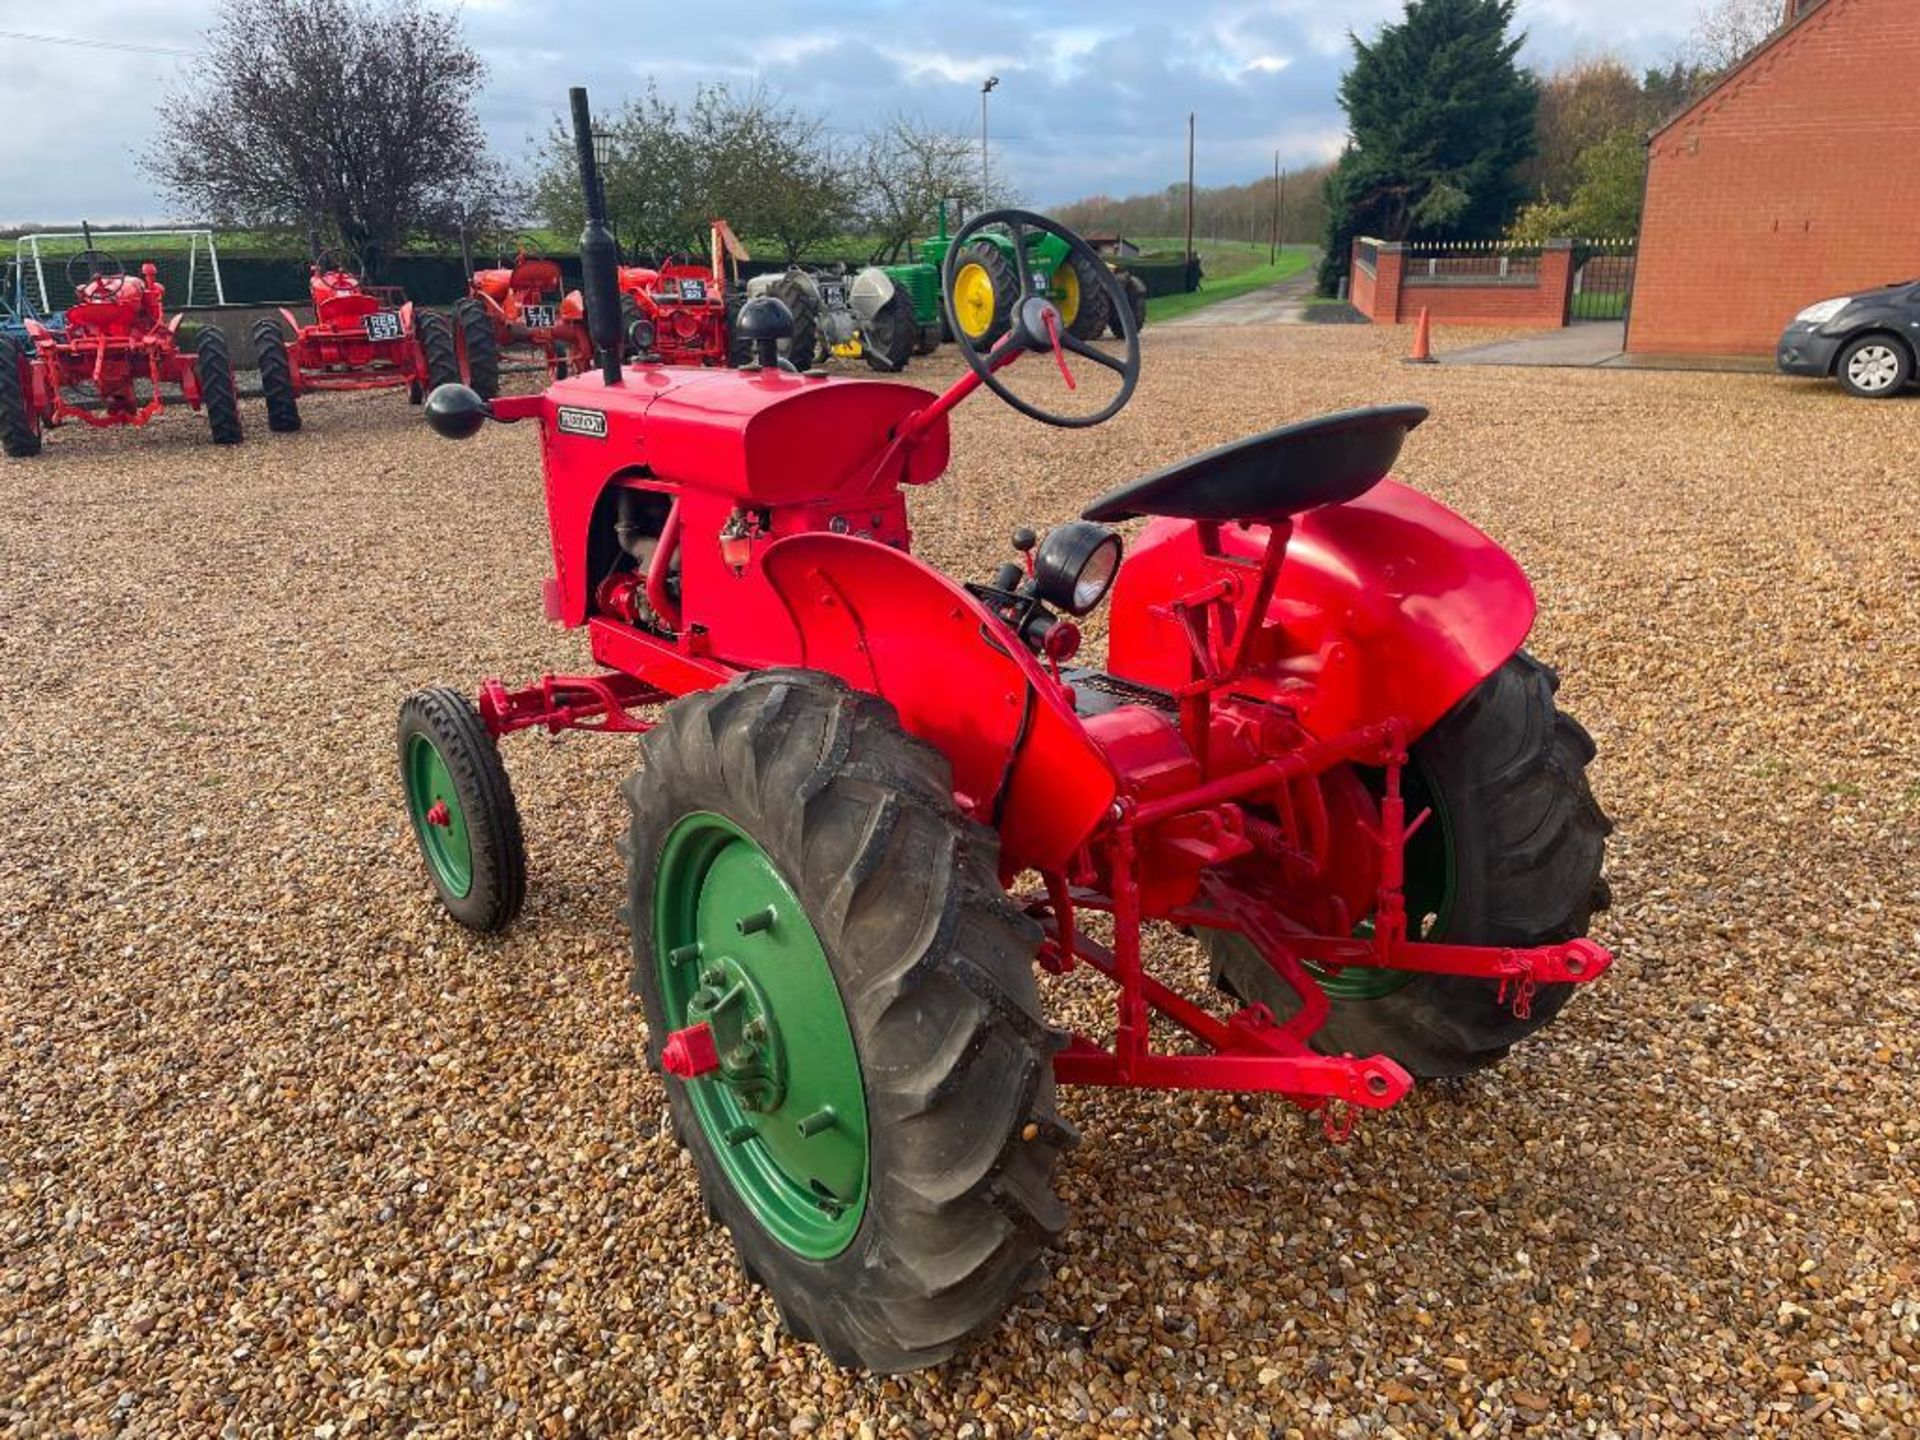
[736, 905, 778, 936]
[796, 1106, 838, 1138]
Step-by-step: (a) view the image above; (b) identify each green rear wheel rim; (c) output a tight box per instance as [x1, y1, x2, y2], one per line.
[1315, 759, 1457, 1001]
[404, 732, 473, 899]
[654, 813, 869, 1259]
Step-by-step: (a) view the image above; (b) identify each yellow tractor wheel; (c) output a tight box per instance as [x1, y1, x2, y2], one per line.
[1055, 251, 1111, 341]
[948, 243, 1014, 344]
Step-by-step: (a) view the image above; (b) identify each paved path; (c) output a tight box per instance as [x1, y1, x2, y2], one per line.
[1162, 257, 1321, 327]
[1438, 323, 1627, 367]
[1440, 321, 1774, 373]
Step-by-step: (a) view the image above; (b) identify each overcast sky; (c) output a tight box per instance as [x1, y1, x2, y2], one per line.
[0, 0, 1705, 226]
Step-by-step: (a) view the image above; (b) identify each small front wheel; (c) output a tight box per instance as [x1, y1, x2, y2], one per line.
[397, 687, 526, 932]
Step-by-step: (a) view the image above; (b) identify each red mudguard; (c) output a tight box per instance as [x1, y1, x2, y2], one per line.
[1105, 478, 1537, 742]
[760, 533, 1117, 869]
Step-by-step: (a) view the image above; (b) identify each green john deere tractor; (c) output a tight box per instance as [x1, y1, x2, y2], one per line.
[883, 203, 1115, 349]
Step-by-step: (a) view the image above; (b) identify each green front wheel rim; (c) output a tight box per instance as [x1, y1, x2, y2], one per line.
[404, 732, 473, 899]
[654, 813, 869, 1259]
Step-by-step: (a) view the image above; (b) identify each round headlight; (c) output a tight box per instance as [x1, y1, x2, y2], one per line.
[629, 318, 657, 353]
[1033, 520, 1122, 616]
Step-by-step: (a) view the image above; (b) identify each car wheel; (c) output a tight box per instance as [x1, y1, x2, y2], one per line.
[1836, 334, 1913, 399]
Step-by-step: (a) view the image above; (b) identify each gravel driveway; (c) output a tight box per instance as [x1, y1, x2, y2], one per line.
[3, 326, 1916, 1437]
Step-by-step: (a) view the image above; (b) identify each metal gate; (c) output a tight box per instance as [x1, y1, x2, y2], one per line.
[1569, 239, 1635, 323]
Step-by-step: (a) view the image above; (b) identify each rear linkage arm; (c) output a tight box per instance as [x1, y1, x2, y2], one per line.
[1020, 721, 1614, 1141]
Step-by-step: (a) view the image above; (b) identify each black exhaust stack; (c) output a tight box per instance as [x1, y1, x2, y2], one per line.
[570, 86, 622, 387]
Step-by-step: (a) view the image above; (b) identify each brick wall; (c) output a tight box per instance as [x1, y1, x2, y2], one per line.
[1629, 0, 1920, 356]
[1349, 240, 1573, 327]
[1351, 248, 1379, 317]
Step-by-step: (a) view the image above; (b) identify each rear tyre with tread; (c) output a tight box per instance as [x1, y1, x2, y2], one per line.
[860, 286, 917, 372]
[417, 311, 461, 397]
[1208, 651, 1611, 1078]
[621, 292, 649, 360]
[195, 328, 243, 445]
[0, 335, 42, 458]
[397, 687, 526, 933]
[1109, 273, 1148, 338]
[449, 300, 498, 399]
[625, 669, 1075, 1373]
[1057, 249, 1111, 341]
[251, 318, 302, 432]
[770, 275, 820, 371]
[949, 241, 1015, 346]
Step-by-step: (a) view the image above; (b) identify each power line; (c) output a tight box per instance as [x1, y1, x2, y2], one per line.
[0, 28, 197, 58]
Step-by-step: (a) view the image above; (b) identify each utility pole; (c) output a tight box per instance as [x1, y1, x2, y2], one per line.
[1184, 112, 1196, 292]
[980, 76, 999, 207]
[1269, 151, 1279, 265]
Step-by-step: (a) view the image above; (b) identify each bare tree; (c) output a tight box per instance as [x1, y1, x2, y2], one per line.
[859, 116, 983, 263]
[147, 0, 495, 277]
[1687, 0, 1784, 74]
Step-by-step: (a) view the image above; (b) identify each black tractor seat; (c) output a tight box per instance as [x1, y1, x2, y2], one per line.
[1082, 404, 1429, 525]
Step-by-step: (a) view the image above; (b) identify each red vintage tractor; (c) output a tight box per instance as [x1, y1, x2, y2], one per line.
[398, 92, 1613, 1374]
[0, 248, 241, 457]
[613, 221, 746, 368]
[456, 250, 565, 395]
[249, 257, 461, 431]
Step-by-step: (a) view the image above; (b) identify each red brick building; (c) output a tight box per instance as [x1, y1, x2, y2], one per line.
[1627, 0, 1920, 357]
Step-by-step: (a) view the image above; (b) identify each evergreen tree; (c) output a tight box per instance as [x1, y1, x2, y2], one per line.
[1319, 0, 1538, 293]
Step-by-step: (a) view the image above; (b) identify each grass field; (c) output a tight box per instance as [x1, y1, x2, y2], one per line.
[1128, 239, 1316, 325]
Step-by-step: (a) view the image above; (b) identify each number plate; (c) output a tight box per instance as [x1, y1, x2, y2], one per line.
[523, 304, 556, 329]
[677, 279, 705, 301]
[821, 282, 847, 308]
[363, 310, 403, 342]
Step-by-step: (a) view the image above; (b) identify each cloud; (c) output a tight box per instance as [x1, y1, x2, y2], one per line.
[0, 0, 1703, 226]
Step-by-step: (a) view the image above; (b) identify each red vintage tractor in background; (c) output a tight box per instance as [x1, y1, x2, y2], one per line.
[612, 220, 747, 368]
[249, 257, 461, 431]
[455, 250, 565, 395]
[0, 247, 241, 458]
[398, 92, 1614, 1374]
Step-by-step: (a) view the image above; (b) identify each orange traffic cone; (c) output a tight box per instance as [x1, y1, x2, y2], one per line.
[1405, 307, 1436, 364]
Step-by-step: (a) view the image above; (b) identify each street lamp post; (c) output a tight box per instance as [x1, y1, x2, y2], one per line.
[980, 76, 999, 208]
[590, 126, 618, 253]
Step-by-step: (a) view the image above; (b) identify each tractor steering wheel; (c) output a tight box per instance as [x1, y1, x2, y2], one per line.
[943, 209, 1139, 429]
[66, 249, 126, 297]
